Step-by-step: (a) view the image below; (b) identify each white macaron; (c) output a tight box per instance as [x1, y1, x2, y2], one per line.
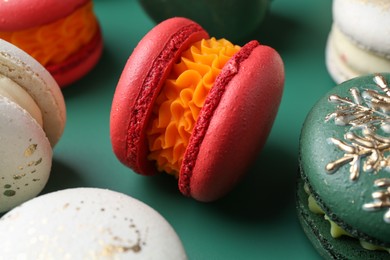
[326, 0, 390, 83]
[0, 39, 66, 212]
[0, 187, 188, 259]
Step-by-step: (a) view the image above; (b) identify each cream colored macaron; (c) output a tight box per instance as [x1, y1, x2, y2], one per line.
[0, 188, 188, 259]
[0, 39, 66, 213]
[326, 0, 390, 83]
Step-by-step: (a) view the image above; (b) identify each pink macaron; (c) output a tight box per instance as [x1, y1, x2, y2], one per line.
[110, 17, 284, 202]
[0, 0, 103, 87]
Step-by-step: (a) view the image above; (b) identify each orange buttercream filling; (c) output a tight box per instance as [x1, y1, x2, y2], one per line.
[146, 38, 241, 176]
[0, 1, 98, 66]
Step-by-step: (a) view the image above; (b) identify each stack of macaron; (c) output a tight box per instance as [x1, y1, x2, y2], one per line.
[0, 0, 103, 87]
[297, 73, 390, 258]
[110, 17, 285, 202]
[0, 39, 66, 213]
[0, 38, 187, 256]
[326, 0, 390, 84]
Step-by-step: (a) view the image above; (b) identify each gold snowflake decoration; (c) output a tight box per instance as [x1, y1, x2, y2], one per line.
[325, 74, 390, 222]
[325, 128, 390, 180]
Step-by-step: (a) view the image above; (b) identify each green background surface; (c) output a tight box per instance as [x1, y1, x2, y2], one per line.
[43, 0, 333, 259]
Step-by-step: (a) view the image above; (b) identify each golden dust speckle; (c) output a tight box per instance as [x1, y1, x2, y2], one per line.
[27, 161, 34, 167]
[24, 144, 37, 157]
[13, 173, 26, 180]
[35, 158, 42, 166]
[100, 244, 142, 256]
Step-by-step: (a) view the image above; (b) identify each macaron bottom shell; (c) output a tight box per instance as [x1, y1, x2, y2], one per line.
[0, 187, 187, 259]
[296, 176, 389, 260]
[0, 96, 52, 213]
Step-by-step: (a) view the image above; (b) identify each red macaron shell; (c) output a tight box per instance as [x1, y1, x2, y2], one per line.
[179, 43, 284, 202]
[110, 17, 209, 174]
[47, 28, 103, 87]
[0, 0, 90, 31]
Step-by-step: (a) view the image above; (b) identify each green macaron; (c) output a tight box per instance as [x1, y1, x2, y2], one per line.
[298, 73, 390, 259]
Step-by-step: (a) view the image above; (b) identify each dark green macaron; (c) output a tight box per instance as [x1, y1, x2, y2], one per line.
[298, 73, 390, 258]
[138, 0, 270, 42]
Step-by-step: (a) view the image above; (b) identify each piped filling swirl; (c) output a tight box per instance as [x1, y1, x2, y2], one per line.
[146, 38, 241, 176]
[0, 1, 98, 67]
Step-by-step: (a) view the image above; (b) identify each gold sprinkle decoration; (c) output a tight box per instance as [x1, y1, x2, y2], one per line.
[13, 173, 26, 180]
[325, 74, 390, 223]
[363, 178, 390, 223]
[24, 144, 37, 157]
[34, 158, 42, 166]
[27, 161, 35, 167]
[99, 219, 143, 256]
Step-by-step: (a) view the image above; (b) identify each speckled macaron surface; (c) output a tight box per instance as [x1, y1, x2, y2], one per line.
[299, 73, 390, 247]
[0, 187, 187, 259]
[0, 96, 52, 213]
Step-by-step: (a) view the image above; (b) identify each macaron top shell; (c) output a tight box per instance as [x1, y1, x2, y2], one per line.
[0, 188, 187, 259]
[0, 0, 90, 31]
[0, 96, 52, 213]
[333, 0, 390, 55]
[300, 73, 390, 246]
[110, 17, 209, 174]
[0, 39, 66, 147]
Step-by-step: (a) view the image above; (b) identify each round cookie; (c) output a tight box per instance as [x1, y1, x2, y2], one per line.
[0, 39, 66, 213]
[0, 96, 52, 213]
[110, 17, 284, 202]
[0, 188, 188, 259]
[326, 0, 390, 83]
[0, 0, 103, 87]
[298, 73, 390, 258]
[138, 0, 270, 42]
